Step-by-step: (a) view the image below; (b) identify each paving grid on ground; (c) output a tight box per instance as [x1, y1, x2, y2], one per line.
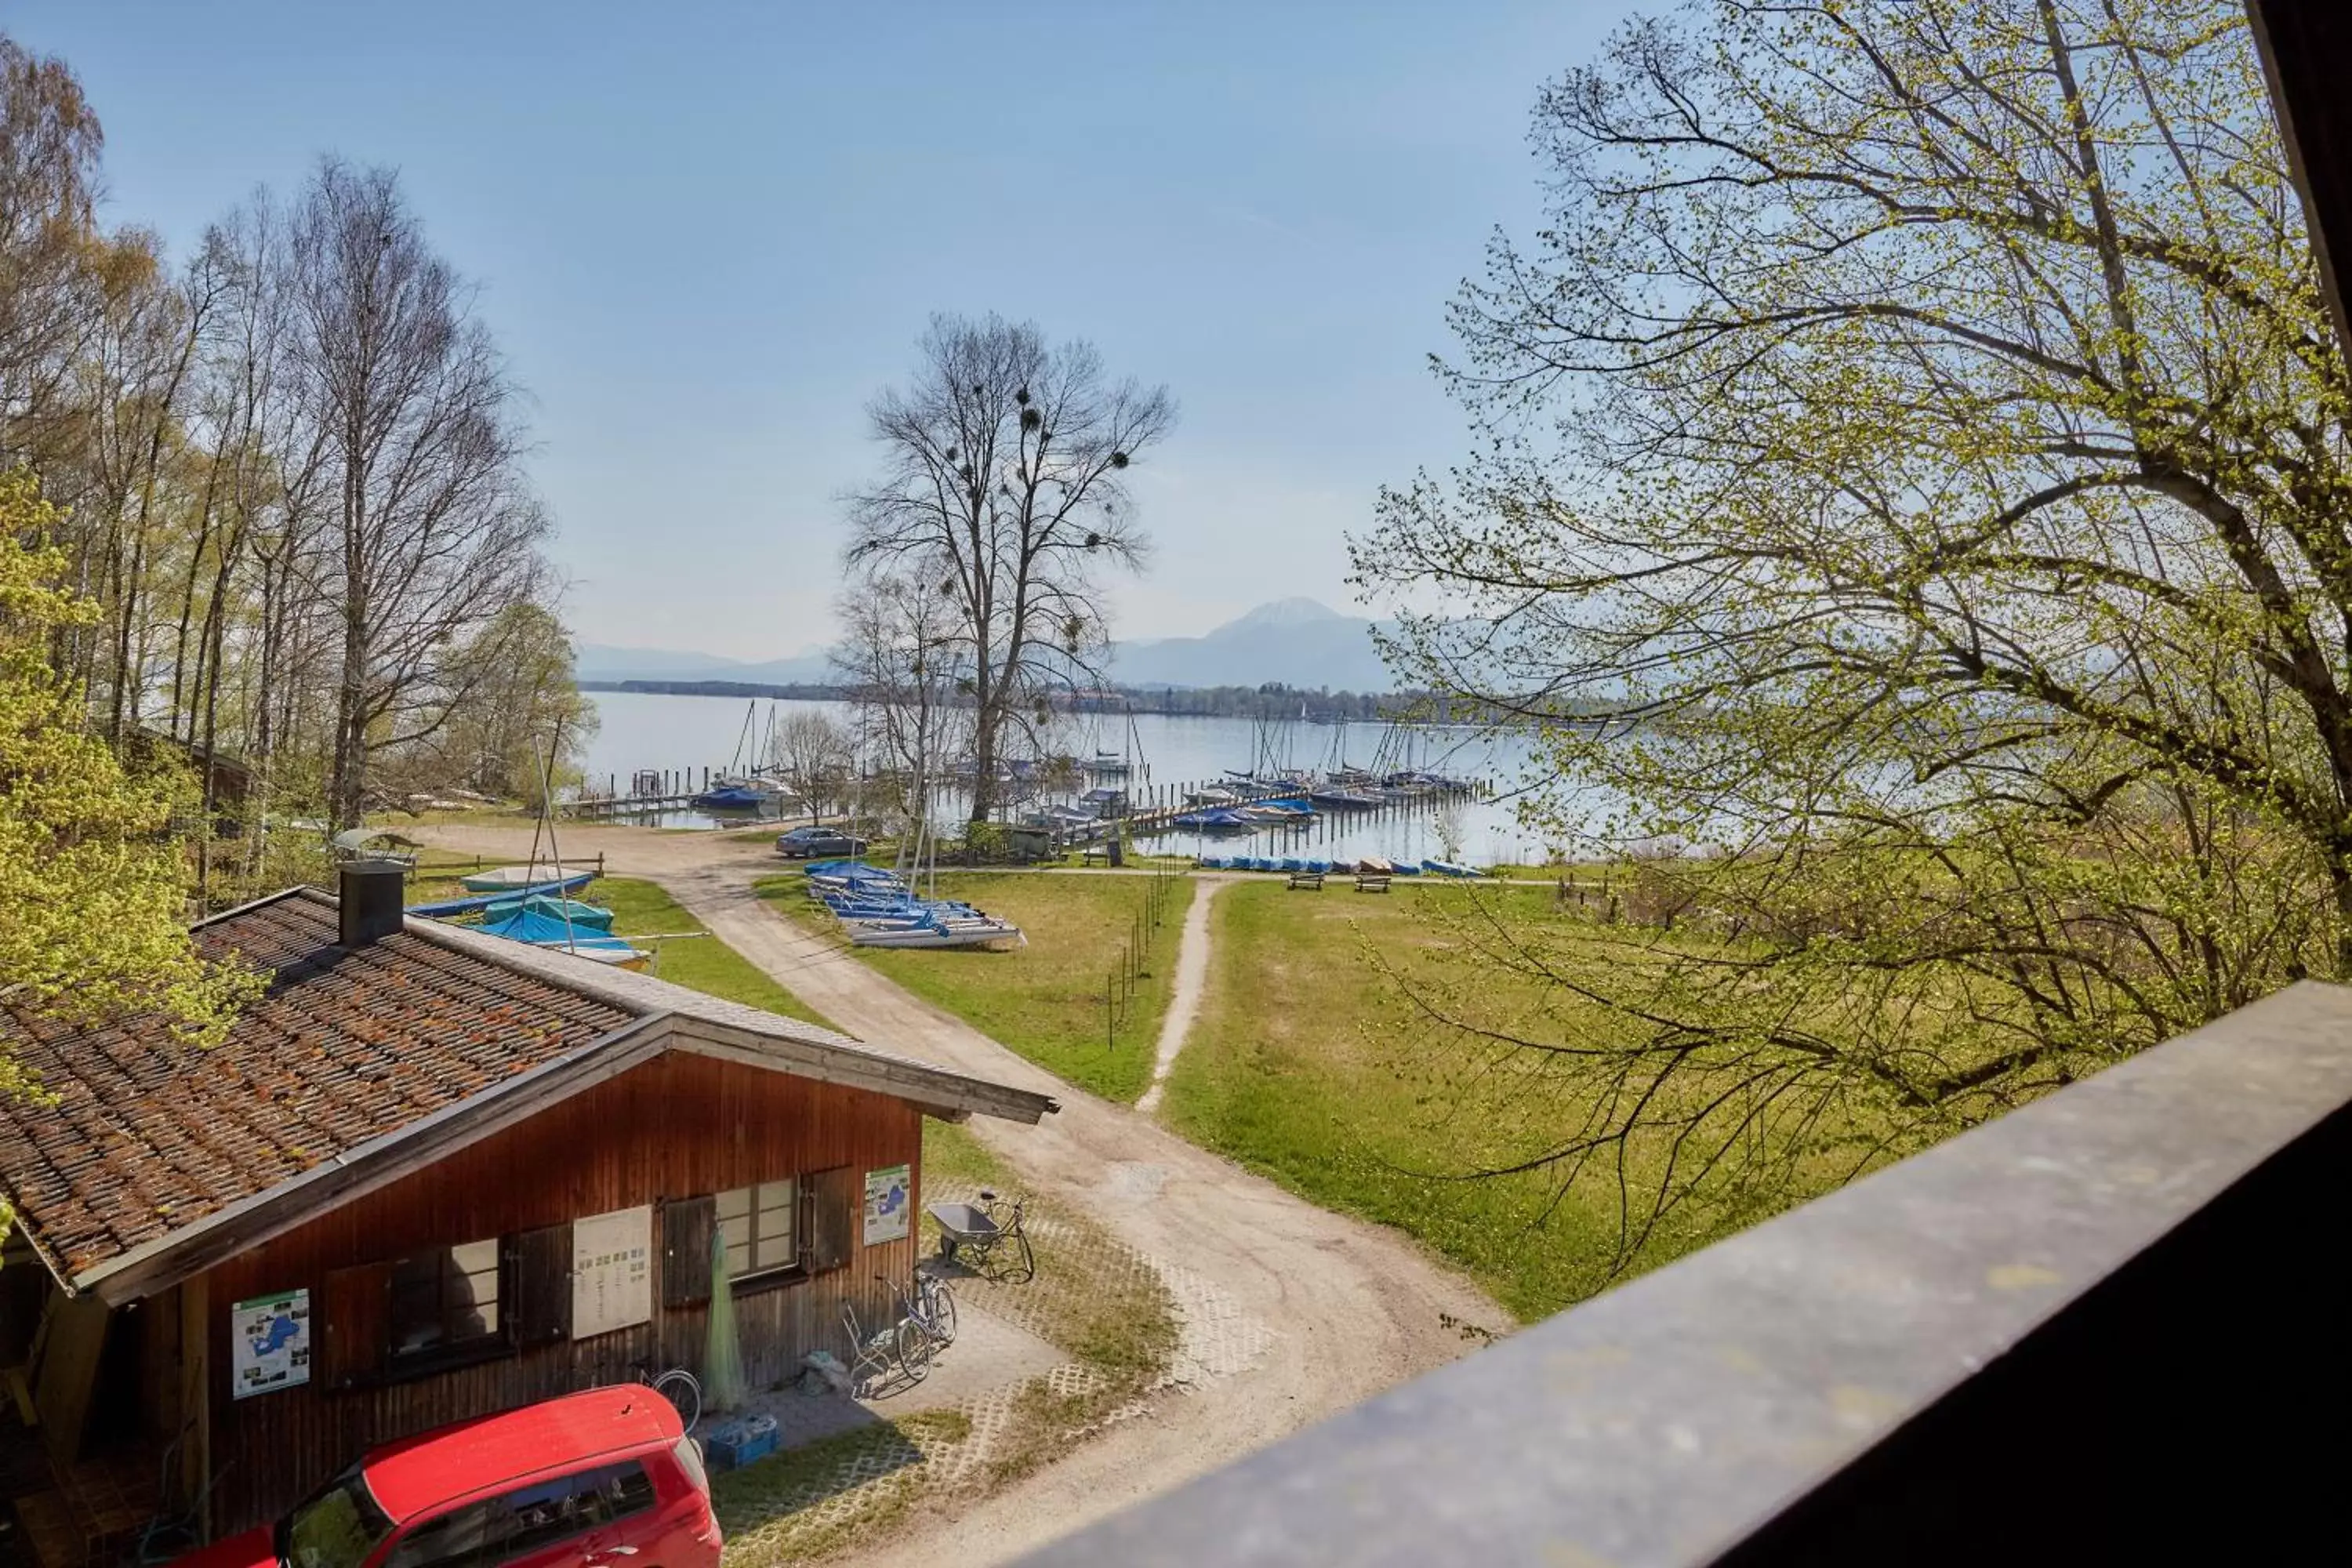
[710, 1192, 1272, 1564]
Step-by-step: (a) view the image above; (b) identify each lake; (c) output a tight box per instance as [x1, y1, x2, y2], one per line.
[577, 689, 1597, 867]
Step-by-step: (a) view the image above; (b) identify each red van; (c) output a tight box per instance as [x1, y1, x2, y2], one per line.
[177, 1386, 721, 1568]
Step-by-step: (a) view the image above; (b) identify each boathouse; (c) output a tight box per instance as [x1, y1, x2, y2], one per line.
[0, 864, 1056, 1552]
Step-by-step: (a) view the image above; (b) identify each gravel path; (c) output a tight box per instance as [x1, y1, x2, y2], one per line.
[412, 823, 1507, 1563]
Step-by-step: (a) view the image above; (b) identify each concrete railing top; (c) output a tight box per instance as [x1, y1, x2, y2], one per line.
[1017, 981, 2352, 1566]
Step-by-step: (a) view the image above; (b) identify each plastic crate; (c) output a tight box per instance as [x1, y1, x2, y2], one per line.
[703, 1413, 782, 1471]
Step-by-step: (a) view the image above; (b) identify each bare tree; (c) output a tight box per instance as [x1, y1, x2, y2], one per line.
[833, 564, 974, 830]
[768, 709, 853, 826]
[289, 158, 547, 827]
[845, 313, 1173, 822]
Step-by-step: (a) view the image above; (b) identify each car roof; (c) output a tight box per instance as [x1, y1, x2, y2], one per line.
[362, 1385, 681, 1521]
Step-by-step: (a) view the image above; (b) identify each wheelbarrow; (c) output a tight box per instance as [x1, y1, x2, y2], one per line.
[927, 1189, 1036, 1282]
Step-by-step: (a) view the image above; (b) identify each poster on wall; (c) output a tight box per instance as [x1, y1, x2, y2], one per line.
[864, 1163, 912, 1246]
[572, 1205, 654, 1339]
[230, 1288, 311, 1400]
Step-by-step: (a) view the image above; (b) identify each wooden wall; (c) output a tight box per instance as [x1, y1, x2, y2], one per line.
[194, 1053, 923, 1533]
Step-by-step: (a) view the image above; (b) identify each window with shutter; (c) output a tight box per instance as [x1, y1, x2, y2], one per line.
[661, 1196, 716, 1308]
[321, 1261, 390, 1390]
[715, 1180, 799, 1283]
[388, 1239, 502, 1362]
[508, 1223, 572, 1346]
[806, 1167, 857, 1274]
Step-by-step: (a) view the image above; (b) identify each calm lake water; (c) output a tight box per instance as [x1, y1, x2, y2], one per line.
[577, 689, 1598, 866]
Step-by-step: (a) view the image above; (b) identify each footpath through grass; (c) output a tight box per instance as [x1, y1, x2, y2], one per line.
[1161, 879, 1748, 1319]
[759, 869, 1189, 1102]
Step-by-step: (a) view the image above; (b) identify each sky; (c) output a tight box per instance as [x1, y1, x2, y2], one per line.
[8, 0, 1642, 659]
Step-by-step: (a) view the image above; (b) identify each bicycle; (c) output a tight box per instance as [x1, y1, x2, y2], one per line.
[881, 1269, 957, 1352]
[842, 1291, 931, 1394]
[648, 1364, 702, 1429]
[590, 1360, 702, 1429]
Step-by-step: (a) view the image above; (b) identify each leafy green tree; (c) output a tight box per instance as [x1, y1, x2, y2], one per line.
[417, 600, 596, 810]
[1359, 0, 2346, 1258]
[1, 469, 258, 1102]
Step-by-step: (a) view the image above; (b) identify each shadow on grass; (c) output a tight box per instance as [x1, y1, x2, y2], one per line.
[711, 1408, 958, 1566]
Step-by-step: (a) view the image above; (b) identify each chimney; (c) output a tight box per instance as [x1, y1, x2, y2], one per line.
[339, 860, 407, 948]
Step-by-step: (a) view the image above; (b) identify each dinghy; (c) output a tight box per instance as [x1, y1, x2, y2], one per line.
[457, 866, 598, 895]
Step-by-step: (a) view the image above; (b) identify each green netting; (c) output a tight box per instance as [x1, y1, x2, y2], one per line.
[704, 1227, 748, 1413]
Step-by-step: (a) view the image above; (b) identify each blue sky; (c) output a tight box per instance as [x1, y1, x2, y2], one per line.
[11, 0, 1639, 658]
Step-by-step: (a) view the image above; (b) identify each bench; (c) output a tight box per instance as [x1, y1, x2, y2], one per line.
[1355, 873, 1392, 894]
[1287, 869, 1326, 891]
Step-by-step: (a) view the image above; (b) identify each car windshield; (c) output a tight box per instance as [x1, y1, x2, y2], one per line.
[278, 1467, 395, 1568]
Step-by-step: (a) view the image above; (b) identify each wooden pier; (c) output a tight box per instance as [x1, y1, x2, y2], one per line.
[554, 762, 1486, 840]
[1052, 776, 1486, 850]
[558, 765, 783, 821]
[563, 790, 735, 819]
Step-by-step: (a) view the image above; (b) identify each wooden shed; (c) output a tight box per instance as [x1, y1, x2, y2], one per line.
[0, 872, 1056, 1555]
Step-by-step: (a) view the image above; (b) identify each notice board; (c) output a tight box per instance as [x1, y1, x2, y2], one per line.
[572, 1205, 653, 1339]
[231, 1288, 311, 1399]
[864, 1163, 912, 1246]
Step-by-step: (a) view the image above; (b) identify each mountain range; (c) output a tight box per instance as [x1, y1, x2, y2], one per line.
[576, 597, 1399, 692]
[1110, 598, 1395, 691]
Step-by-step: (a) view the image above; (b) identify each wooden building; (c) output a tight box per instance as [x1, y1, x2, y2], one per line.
[0, 865, 1056, 1554]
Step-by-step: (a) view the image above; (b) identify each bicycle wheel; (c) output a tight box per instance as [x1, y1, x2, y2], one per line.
[653, 1367, 702, 1430]
[1007, 1225, 1036, 1284]
[895, 1317, 933, 1384]
[927, 1279, 958, 1345]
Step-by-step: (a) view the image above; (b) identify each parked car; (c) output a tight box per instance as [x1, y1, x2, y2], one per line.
[775, 824, 868, 858]
[176, 1386, 719, 1568]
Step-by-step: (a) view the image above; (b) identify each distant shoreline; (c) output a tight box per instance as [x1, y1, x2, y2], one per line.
[579, 677, 1399, 720]
[577, 678, 1624, 728]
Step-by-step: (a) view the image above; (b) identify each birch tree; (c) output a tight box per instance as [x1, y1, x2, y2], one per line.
[1357, 0, 2350, 1258]
[289, 158, 547, 828]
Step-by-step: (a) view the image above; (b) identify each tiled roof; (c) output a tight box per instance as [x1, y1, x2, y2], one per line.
[0, 890, 638, 1280]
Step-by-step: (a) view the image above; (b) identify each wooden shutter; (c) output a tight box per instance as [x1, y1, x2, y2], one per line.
[661, 1197, 715, 1308]
[321, 1262, 390, 1391]
[507, 1223, 572, 1346]
[806, 1167, 856, 1274]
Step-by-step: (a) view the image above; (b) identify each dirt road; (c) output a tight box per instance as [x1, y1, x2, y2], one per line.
[413, 823, 1506, 1563]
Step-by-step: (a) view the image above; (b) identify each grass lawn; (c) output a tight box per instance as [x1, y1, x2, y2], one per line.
[1161, 880, 1796, 1320]
[757, 869, 1189, 1102]
[597, 879, 835, 1028]
[401, 862, 834, 1030]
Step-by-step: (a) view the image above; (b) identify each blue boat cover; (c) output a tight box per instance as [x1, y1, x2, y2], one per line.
[408, 873, 595, 918]
[477, 907, 642, 954]
[482, 895, 615, 931]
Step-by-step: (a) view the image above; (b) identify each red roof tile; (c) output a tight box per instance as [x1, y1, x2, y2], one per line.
[0, 890, 636, 1279]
